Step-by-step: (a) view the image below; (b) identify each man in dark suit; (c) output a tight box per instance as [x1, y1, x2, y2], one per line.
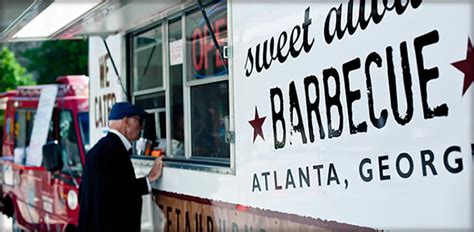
[78, 102, 163, 232]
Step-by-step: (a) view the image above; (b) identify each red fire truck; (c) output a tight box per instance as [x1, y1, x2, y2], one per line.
[0, 75, 89, 231]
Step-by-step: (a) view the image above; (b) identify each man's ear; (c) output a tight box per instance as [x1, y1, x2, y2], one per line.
[120, 117, 128, 128]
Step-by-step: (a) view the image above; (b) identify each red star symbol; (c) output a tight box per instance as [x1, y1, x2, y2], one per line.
[452, 38, 473, 96]
[248, 107, 266, 143]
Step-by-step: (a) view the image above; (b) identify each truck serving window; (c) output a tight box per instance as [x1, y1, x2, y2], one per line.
[186, 1, 230, 162]
[128, 0, 232, 172]
[168, 17, 185, 158]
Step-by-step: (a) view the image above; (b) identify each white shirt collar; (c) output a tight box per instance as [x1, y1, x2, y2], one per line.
[108, 129, 132, 151]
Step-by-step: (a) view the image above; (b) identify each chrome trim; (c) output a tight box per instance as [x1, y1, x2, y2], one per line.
[186, 76, 228, 87]
[133, 87, 166, 96]
[131, 156, 233, 175]
[1, 0, 53, 42]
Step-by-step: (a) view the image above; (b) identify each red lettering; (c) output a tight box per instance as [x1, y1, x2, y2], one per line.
[204, 28, 214, 70]
[190, 16, 228, 75]
[192, 28, 204, 72]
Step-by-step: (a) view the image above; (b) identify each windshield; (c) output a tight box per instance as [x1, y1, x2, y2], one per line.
[78, 112, 90, 153]
[60, 110, 82, 177]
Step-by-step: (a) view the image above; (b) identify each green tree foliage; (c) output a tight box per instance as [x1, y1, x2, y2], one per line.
[23, 40, 88, 84]
[0, 47, 35, 92]
[0, 47, 35, 140]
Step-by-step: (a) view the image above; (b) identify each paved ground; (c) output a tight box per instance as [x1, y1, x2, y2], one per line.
[0, 214, 12, 231]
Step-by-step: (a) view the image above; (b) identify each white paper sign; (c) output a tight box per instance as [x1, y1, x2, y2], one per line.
[26, 85, 58, 166]
[169, 39, 183, 66]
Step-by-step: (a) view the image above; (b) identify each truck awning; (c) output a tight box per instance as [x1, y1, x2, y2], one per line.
[0, 0, 188, 42]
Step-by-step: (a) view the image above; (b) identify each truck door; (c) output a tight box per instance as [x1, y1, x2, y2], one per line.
[56, 110, 82, 221]
[42, 109, 82, 227]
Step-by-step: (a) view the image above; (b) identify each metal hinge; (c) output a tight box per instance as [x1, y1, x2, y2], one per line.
[222, 45, 230, 59]
[225, 131, 235, 144]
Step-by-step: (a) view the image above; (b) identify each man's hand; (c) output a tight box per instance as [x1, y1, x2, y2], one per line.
[147, 156, 164, 182]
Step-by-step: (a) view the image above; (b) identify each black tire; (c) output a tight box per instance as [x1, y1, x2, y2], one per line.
[1, 197, 13, 218]
[64, 224, 78, 232]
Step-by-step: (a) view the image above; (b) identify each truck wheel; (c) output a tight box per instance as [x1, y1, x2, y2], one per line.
[1, 196, 13, 217]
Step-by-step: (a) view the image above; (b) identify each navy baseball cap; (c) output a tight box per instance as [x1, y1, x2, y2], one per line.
[109, 102, 148, 120]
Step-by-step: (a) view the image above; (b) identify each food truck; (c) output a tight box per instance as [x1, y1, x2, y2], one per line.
[0, 0, 472, 230]
[0, 76, 89, 231]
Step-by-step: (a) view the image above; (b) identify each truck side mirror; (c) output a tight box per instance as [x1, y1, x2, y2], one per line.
[42, 141, 63, 172]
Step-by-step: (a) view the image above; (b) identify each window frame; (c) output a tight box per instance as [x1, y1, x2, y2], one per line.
[127, 1, 234, 174]
[132, 23, 166, 93]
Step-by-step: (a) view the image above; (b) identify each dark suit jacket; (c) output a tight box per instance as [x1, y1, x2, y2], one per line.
[78, 133, 148, 232]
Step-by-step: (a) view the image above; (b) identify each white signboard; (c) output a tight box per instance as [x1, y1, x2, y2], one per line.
[26, 85, 58, 166]
[89, 35, 126, 145]
[232, 1, 472, 230]
[170, 39, 184, 65]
